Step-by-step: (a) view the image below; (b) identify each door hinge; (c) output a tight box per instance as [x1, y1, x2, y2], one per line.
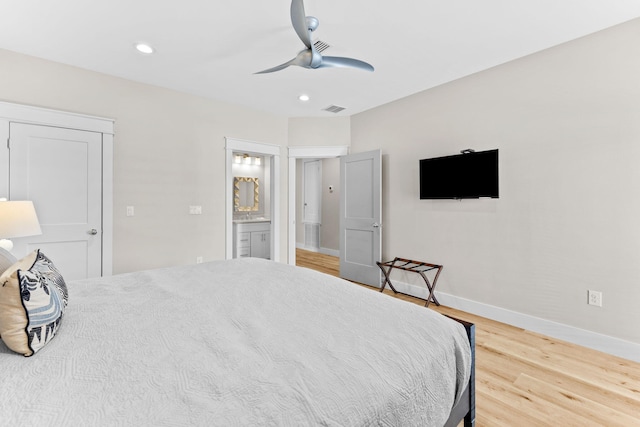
[6, 138, 9, 149]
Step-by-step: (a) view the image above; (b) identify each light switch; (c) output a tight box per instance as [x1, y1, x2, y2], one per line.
[126, 206, 135, 217]
[189, 205, 202, 215]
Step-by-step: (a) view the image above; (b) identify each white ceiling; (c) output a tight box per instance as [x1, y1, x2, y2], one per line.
[2, 1, 640, 117]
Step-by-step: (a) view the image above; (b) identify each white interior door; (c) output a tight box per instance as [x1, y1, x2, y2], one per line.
[303, 159, 321, 224]
[9, 123, 103, 281]
[339, 149, 382, 287]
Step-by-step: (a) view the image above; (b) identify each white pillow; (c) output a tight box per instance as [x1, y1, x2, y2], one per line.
[0, 247, 18, 275]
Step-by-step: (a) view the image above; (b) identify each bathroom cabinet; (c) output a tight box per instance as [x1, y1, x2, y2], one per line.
[233, 221, 271, 259]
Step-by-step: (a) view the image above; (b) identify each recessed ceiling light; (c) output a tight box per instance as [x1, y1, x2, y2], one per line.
[298, 94, 310, 102]
[134, 43, 155, 54]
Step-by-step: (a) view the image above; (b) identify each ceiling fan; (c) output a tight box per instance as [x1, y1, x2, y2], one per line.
[255, 0, 374, 74]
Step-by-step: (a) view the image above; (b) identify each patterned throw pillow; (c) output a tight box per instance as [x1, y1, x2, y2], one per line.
[0, 250, 68, 356]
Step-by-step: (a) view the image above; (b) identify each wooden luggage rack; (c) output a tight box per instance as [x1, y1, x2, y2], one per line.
[376, 257, 443, 307]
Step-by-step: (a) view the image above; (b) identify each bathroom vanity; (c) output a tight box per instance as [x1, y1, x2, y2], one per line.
[233, 220, 271, 259]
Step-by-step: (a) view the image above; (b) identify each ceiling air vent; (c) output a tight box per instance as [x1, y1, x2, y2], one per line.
[313, 40, 330, 53]
[323, 105, 346, 114]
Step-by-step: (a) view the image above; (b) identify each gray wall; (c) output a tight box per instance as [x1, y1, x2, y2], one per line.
[320, 157, 340, 252]
[350, 19, 640, 344]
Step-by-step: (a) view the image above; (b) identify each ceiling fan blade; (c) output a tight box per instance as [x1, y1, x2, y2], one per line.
[255, 50, 313, 74]
[318, 56, 375, 72]
[290, 0, 312, 48]
[254, 59, 296, 74]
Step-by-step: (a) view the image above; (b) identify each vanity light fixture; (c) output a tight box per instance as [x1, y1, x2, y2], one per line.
[234, 153, 261, 166]
[134, 43, 155, 54]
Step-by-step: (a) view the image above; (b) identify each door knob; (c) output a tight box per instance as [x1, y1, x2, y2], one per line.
[89, 229, 98, 235]
[372, 223, 380, 228]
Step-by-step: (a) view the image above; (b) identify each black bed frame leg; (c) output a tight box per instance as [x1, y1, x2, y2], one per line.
[464, 412, 475, 427]
[465, 322, 476, 427]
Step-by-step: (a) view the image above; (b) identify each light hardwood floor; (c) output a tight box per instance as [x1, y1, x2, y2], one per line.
[296, 249, 640, 426]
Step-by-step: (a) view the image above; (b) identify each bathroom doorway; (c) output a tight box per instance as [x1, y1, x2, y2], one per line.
[225, 138, 280, 261]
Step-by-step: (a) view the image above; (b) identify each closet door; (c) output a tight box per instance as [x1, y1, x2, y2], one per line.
[9, 123, 103, 280]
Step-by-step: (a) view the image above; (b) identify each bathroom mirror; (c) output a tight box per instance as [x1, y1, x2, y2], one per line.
[234, 177, 259, 212]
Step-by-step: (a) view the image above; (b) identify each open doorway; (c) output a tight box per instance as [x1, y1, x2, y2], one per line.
[296, 158, 341, 256]
[289, 147, 382, 287]
[287, 146, 348, 265]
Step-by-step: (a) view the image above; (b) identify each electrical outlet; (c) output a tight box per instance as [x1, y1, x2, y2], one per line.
[196, 256, 203, 264]
[189, 205, 202, 215]
[588, 290, 602, 307]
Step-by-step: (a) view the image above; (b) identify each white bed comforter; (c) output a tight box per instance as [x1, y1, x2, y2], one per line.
[0, 258, 471, 426]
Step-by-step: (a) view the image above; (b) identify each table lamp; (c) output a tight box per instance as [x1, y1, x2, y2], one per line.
[0, 200, 42, 252]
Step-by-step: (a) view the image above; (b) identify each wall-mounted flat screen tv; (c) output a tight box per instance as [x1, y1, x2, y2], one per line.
[419, 149, 499, 199]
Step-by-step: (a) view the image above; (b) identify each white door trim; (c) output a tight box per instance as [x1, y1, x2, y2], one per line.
[102, 133, 114, 276]
[225, 137, 281, 261]
[0, 101, 114, 135]
[287, 145, 349, 265]
[0, 101, 114, 276]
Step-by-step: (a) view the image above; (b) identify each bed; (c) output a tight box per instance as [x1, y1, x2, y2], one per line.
[0, 255, 474, 426]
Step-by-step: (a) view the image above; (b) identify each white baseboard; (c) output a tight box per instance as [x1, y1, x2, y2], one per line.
[296, 243, 318, 252]
[295, 243, 339, 258]
[389, 279, 640, 363]
[319, 247, 339, 257]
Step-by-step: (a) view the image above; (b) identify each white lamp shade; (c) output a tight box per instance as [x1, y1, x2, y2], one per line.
[0, 201, 42, 238]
